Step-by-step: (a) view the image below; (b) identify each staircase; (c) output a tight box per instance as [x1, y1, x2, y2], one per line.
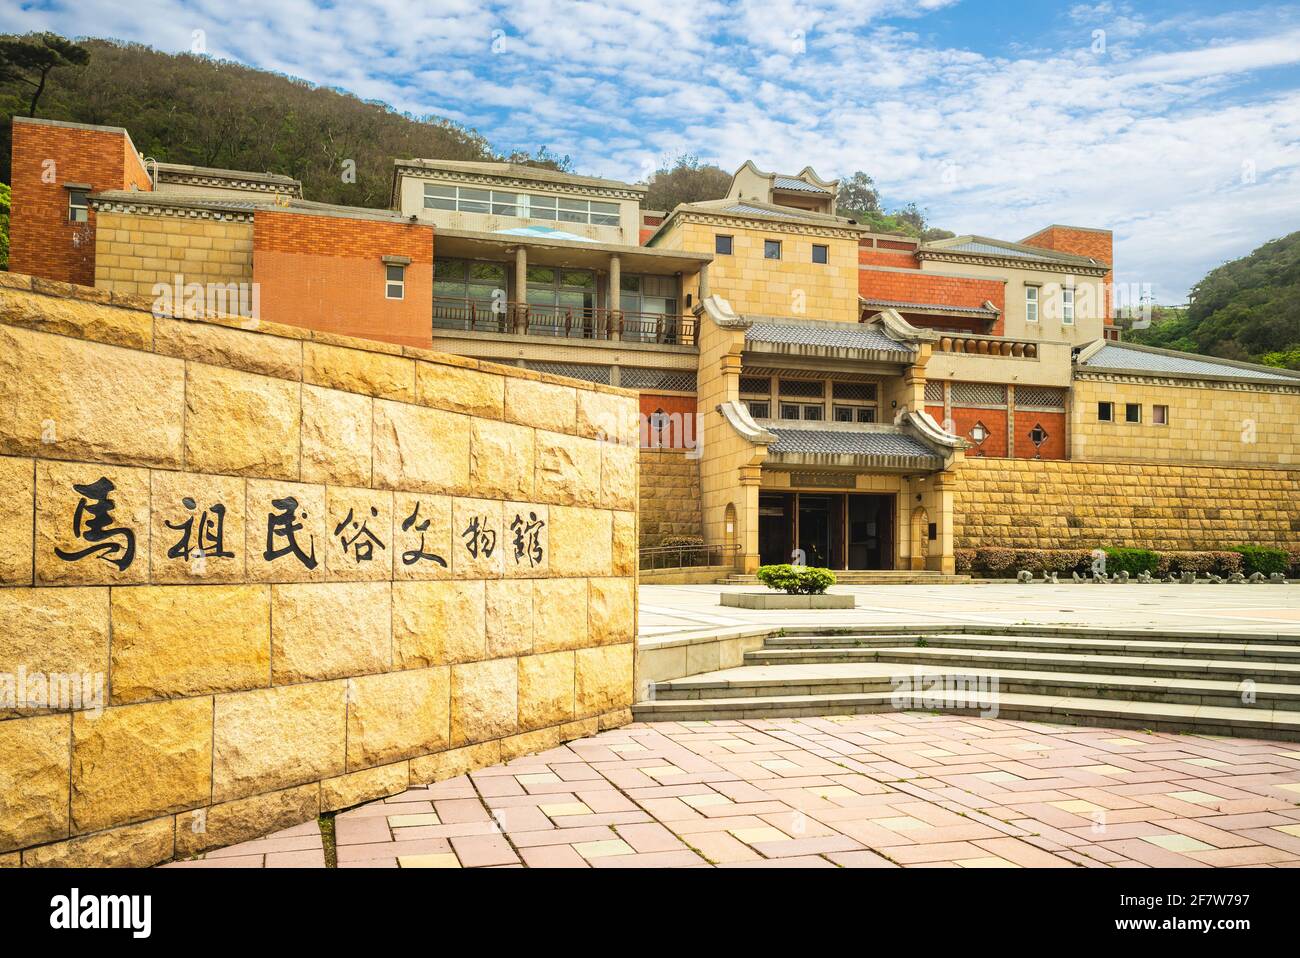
[634, 626, 1300, 741]
[718, 570, 972, 585]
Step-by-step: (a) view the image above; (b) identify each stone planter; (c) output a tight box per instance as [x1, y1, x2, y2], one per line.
[720, 592, 856, 610]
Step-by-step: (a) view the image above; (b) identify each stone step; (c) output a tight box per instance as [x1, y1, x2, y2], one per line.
[745, 644, 1300, 685]
[760, 633, 1300, 662]
[632, 688, 1300, 740]
[648, 662, 1300, 711]
[764, 628, 1300, 647]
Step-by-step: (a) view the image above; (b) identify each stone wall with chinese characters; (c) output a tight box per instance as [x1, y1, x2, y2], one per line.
[0, 273, 639, 867]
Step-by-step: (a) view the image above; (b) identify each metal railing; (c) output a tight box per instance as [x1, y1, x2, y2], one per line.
[432, 296, 695, 346]
[639, 542, 741, 571]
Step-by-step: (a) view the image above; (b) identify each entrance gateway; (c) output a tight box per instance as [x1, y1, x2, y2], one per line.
[758, 491, 895, 570]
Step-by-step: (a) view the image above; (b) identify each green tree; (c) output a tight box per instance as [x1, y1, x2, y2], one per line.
[0, 181, 9, 270]
[836, 171, 881, 216]
[0, 32, 90, 116]
[642, 153, 731, 212]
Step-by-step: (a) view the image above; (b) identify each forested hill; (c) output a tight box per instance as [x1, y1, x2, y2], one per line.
[0, 38, 502, 209]
[1127, 231, 1300, 370]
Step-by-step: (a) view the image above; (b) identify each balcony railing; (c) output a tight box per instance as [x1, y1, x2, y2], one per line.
[936, 334, 1039, 358]
[432, 296, 695, 346]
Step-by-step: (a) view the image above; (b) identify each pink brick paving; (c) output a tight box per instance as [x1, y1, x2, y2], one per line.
[163, 714, 1300, 868]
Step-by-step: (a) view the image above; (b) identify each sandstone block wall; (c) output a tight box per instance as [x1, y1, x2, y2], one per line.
[93, 211, 254, 300]
[0, 274, 639, 867]
[638, 449, 703, 546]
[953, 457, 1300, 552]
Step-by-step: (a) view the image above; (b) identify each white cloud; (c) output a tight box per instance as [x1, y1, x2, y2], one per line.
[1, 0, 1298, 299]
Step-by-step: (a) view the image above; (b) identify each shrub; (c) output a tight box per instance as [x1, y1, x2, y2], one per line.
[954, 549, 975, 573]
[1230, 545, 1290, 576]
[975, 548, 1017, 575]
[1102, 547, 1159, 576]
[1289, 549, 1300, 578]
[755, 564, 837, 595]
[660, 535, 704, 548]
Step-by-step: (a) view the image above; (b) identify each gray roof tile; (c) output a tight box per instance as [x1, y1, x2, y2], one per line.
[746, 322, 913, 355]
[767, 428, 939, 460]
[773, 175, 829, 193]
[1081, 343, 1298, 383]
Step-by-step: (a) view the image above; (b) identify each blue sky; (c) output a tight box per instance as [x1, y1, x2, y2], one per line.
[4, 0, 1300, 302]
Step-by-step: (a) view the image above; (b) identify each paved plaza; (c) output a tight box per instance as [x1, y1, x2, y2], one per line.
[639, 582, 1300, 641]
[168, 713, 1300, 869]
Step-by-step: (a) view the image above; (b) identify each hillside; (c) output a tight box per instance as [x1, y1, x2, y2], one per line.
[1127, 231, 1300, 370]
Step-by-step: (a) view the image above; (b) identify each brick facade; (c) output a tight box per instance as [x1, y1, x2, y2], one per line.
[8, 119, 151, 286]
[252, 210, 435, 348]
[1020, 225, 1114, 323]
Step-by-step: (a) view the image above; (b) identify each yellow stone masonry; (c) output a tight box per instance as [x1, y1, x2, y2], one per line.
[0, 272, 638, 867]
[953, 457, 1300, 552]
[93, 211, 254, 300]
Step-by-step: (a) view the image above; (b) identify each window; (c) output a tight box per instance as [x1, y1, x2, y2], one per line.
[779, 403, 801, 420]
[1097, 401, 1114, 422]
[1125, 402, 1141, 423]
[969, 422, 989, 444]
[433, 258, 506, 307]
[764, 240, 782, 260]
[68, 189, 88, 223]
[1025, 285, 1039, 323]
[1153, 404, 1169, 425]
[715, 234, 733, 255]
[811, 244, 828, 264]
[746, 401, 770, 420]
[385, 264, 405, 299]
[828, 380, 877, 423]
[422, 183, 619, 225]
[1062, 286, 1075, 325]
[801, 404, 824, 421]
[856, 407, 876, 423]
[833, 406, 855, 423]
[1029, 423, 1049, 447]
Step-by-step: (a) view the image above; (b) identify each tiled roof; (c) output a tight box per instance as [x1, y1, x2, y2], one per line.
[745, 322, 912, 355]
[773, 175, 829, 194]
[946, 240, 1057, 260]
[767, 428, 939, 460]
[861, 298, 998, 317]
[722, 203, 808, 220]
[1081, 343, 1299, 383]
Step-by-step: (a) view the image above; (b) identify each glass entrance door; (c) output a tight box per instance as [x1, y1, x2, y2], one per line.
[758, 491, 896, 570]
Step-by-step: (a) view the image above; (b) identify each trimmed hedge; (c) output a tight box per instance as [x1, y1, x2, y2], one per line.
[755, 564, 837, 595]
[659, 535, 704, 548]
[1102, 547, 1160, 576]
[1231, 545, 1290, 576]
[963, 547, 1274, 578]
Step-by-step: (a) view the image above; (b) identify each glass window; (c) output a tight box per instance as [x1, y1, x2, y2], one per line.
[590, 201, 620, 226]
[856, 408, 876, 423]
[561, 270, 595, 289]
[833, 406, 855, 423]
[802, 404, 824, 421]
[1153, 404, 1169, 425]
[1025, 285, 1039, 323]
[490, 191, 520, 217]
[557, 197, 587, 223]
[529, 195, 558, 220]
[811, 244, 828, 264]
[423, 184, 456, 210]
[1029, 424, 1049, 446]
[1125, 402, 1141, 423]
[385, 264, 405, 300]
[1098, 401, 1113, 422]
[746, 401, 770, 420]
[68, 189, 89, 223]
[715, 234, 733, 255]
[526, 266, 556, 285]
[1062, 287, 1075, 324]
[764, 239, 782, 260]
[779, 403, 800, 420]
[458, 188, 491, 213]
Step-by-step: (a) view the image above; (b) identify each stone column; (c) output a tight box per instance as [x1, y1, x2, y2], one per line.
[608, 253, 621, 341]
[513, 245, 527, 335]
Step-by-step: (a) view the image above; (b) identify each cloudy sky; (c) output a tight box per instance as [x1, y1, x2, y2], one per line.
[4, 0, 1300, 301]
